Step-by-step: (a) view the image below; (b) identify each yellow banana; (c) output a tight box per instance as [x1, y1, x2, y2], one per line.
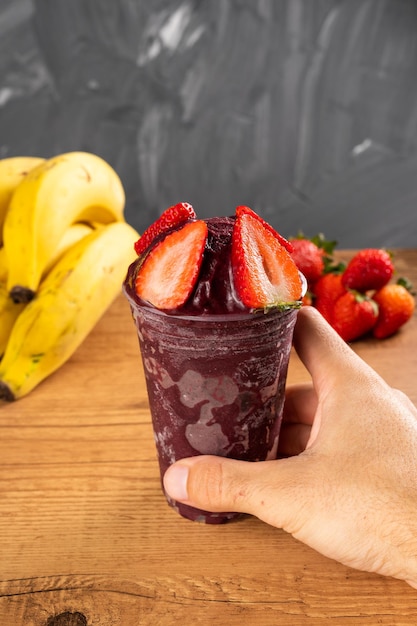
[0, 221, 139, 401]
[3, 151, 126, 302]
[43, 221, 95, 275]
[0, 222, 95, 283]
[0, 247, 7, 282]
[0, 282, 26, 359]
[0, 156, 45, 243]
[0, 222, 95, 360]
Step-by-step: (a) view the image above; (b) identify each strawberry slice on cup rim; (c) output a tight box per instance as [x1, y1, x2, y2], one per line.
[135, 220, 208, 310]
[235, 205, 294, 253]
[232, 210, 304, 310]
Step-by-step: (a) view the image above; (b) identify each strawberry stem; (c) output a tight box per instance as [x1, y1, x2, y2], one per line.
[397, 276, 415, 295]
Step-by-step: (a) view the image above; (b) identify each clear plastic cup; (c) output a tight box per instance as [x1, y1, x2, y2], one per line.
[124, 288, 300, 524]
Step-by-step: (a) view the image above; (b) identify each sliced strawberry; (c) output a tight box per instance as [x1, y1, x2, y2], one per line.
[135, 220, 208, 309]
[235, 206, 294, 253]
[134, 202, 196, 256]
[232, 211, 303, 309]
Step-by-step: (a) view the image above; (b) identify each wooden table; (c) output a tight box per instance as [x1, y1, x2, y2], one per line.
[1, 250, 416, 626]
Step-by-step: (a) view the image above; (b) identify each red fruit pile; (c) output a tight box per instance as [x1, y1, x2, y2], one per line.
[290, 236, 415, 342]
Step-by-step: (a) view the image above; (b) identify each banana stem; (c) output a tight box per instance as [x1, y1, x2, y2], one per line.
[10, 286, 36, 303]
[0, 381, 14, 402]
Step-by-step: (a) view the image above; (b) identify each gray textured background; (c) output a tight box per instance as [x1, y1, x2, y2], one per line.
[1, 0, 416, 247]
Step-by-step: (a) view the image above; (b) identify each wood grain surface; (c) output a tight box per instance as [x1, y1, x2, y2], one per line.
[0, 250, 416, 626]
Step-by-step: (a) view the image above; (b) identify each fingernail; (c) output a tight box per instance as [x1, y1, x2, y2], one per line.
[164, 463, 189, 502]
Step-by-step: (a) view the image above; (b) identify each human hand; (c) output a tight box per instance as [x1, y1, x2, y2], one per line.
[164, 306, 417, 588]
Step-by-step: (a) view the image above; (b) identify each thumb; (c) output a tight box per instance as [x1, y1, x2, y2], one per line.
[163, 454, 312, 530]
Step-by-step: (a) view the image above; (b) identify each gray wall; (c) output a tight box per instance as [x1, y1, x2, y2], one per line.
[1, 0, 417, 248]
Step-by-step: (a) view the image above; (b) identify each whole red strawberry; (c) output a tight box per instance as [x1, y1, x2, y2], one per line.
[290, 238, 324, 284]
[342, 249, 394, 292]
[313, 272, 347, 323]
[332, 291, 379, 342]
[134, 202, 196, 256]
[372, 281, 415, 339]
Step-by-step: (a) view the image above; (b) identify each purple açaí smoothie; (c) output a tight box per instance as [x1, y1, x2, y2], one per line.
[124, 216, 301, 523]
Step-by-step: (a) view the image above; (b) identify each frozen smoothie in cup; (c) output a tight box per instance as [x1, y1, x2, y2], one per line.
[123, 203, 305, 523]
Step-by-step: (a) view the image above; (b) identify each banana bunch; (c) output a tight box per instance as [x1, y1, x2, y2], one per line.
[0, 152, 139, 401]
[3, 151, 126, 302]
